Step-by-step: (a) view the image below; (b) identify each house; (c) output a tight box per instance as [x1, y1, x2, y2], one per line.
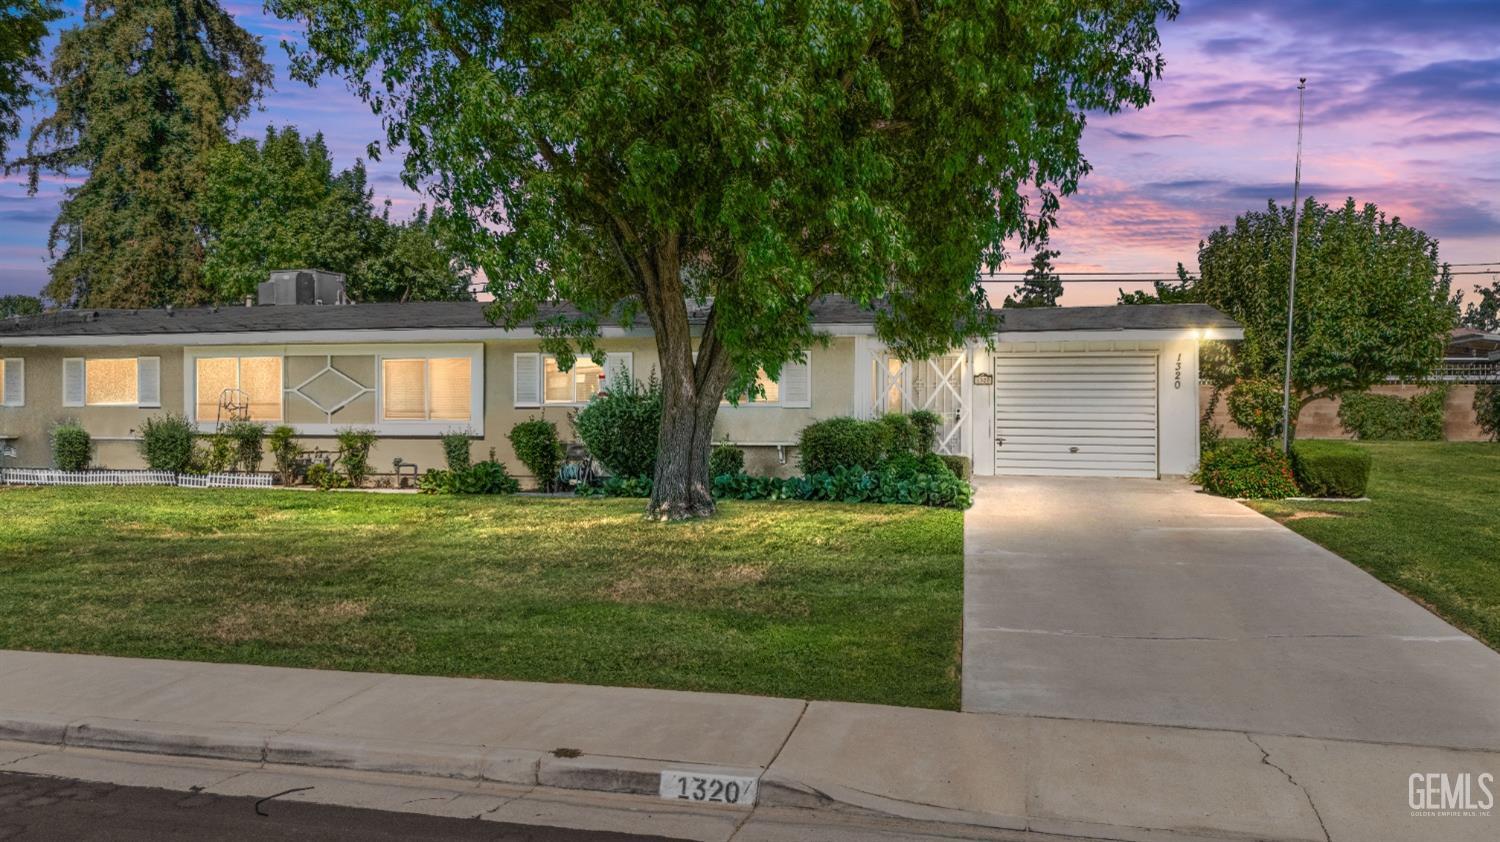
[0, 270, 1241, 480]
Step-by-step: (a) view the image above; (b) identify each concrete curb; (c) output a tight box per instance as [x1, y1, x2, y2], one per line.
[1, 714, 766, 807]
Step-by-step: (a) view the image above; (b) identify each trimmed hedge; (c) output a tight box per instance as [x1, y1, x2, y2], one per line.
[1194, 440, 1297, 499]
[709, 442, 745, 477]
[1338, 388, 1447, 441]
[1475, 384, 1500, 441]
[938, 454, 971, 481]
[1290, 440, 1371, 498]
[573, 368, 661, 478]
[51, 421, 92, 471]
[508, 418, 565, 489]
[712, 453, 972, 510]
[441, 430, 472, 472]
[798, 416, 888, 474]
[139, 413, 196, 473]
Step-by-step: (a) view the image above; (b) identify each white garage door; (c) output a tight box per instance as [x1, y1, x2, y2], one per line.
[993, 355, 1158, 478]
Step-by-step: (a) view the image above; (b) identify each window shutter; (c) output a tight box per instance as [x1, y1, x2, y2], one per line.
[2, 359, 22, 407]
[513, 353, 541, 407]
[780, 355, 812, 407]
[62, 358, 85, 407]
[137, 357, 161, 407]
[603, 352, 633, 391]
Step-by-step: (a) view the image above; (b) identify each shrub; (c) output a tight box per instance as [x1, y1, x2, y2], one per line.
[1227, 377, 1285, 443]
[710, 458, 973, 510]
[440, 430, 472, 472]
[709, 442, 745, 477]
[938, 454, 971, 481]
[509, 418, 565, 490]
[1290, 440, 1371, 498]
[908, 410, 941, 454]
[306, 462, 348, 491]
[268, 426, 301, 486]
[139, 413, 195, 472]
[798, 416, 888, 474]
[51, 421, 92, 471]
[877, 413, 919, 456]
[1476, 384, 1500, 441]
[195, 434, 236, 474]
[1194, 440, 1297, 499]
[335, 428, 378, 487]
[573, 367, 661, 478]
[420, 461, 521, 495]
[1338, 387, 1447, 441]
[222, 420, 266, 473]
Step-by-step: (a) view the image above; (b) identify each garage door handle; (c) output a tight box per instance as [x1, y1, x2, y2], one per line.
[1069, 446, 1079, 453]
[995, 437, 1005, 446]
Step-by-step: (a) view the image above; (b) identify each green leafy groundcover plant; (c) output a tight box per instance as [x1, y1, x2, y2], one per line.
[1290, 440, 1371, 498]
[573, 369, 661, 479]
[1194, 440, 1297, 499]
[51, 421, 92, 471]
[576, 475, 654, 499]
[1337, 388, 1448, 441]
[713, 454, 973, 510]
[139, 413, 196, 472]
[420, 461, 521, 495]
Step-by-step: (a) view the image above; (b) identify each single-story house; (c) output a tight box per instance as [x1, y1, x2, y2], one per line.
[0, 270, 1241, 480]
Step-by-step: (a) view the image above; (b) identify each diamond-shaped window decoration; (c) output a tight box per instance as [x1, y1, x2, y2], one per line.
[289, 357, 373, 421]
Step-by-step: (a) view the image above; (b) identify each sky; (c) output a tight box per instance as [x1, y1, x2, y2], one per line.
[1, 0, 1497, 306]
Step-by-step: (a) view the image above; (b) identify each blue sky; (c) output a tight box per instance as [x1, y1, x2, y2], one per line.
[2, 1, 1498, 305]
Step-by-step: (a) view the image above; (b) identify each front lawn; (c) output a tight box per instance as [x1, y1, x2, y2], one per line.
[1248, 441, 1500, 649]
[0, 488, 962, 709]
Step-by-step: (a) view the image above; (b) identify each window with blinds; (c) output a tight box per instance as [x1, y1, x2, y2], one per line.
[195, 357, 283, 421]
[85, 359, 138, 406]
[381, 357, 472, 422]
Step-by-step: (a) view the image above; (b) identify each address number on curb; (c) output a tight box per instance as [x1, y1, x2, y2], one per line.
[659, 770, 758, 807]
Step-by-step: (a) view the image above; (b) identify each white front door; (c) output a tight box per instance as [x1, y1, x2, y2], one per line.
[992, 354, 1158, 478]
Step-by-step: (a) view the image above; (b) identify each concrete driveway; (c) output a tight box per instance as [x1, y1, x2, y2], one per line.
[962, 477, 1500, 749]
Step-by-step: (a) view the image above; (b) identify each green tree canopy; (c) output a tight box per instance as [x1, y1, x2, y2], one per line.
[270, 0, 1178, 518]
[0, 0, 60, 162]
[1462, 278, 1499, 332]
[12, 0, 272, 308]
[1117, 264, 1197, 304]
[1193, 197, 1456, 442]
[0, 294, 43, 318]
[200, 125, 470, 303]
[1003, 248, 1063, 308]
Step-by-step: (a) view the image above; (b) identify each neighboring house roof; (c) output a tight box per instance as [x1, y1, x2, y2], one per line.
[1445, 327, 1500, 361]
[0, 298, 1239, 340]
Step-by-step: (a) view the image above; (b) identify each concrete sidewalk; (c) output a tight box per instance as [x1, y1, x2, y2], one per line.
[0, 650, 1494, 842]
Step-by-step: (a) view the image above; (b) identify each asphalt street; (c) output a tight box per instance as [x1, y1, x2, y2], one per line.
[0, 772, 683, 841]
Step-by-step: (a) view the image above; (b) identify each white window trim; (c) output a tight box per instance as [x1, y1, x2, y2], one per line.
[721, 354, 812, 409]
[184, 343, 484, 437]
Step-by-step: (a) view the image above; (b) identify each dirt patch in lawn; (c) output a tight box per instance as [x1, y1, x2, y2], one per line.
[210, 599, 372, 644]
[1284, 510, 1345, 521]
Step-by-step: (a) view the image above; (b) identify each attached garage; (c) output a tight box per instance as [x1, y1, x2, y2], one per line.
[993, 354, 1158, 478]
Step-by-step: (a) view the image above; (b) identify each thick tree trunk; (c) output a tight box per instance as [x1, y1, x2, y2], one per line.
[637, 241, 735, 520]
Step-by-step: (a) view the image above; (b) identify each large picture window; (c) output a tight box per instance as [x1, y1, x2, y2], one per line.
[381, 357, 472, 421]
[195, 357, 283, 422]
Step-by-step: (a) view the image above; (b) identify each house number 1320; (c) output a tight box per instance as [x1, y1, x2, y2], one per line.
[1173, 353, 1183, 390]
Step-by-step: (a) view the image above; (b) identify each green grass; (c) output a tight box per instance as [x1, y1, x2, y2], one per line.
[1248, 441, 1500, 649]
[0, 488, 963, 709]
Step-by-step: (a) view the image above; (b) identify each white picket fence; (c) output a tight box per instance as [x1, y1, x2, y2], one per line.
[175, 472, 275, 489]
[1, 468, 275, 489]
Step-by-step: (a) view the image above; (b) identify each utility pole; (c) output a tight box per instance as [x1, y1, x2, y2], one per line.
[1280, 78, 1307, 454]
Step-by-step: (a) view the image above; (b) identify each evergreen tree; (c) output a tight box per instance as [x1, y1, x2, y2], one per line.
[0, 0, 60, 162]
[1003, 248, 1063, 308]
[14, 1, 272, 308]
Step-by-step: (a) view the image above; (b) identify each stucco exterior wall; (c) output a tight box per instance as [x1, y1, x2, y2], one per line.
[0, 336, 857, 482]
[1201, 383, 1490, 442]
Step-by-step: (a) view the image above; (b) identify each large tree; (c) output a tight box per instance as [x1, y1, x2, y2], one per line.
[1193, 198, 1456, 442]
[271, 0, 1178, 518]
[0, 294, 42, 317]
[1003, 247, 1063, 308]
[12, 0, 272, 308]
[200, 125, 470, 302]
[0, 0, 60, 162]
[1462, 278, 1499, 332]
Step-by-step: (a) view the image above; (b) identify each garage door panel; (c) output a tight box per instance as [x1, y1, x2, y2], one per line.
[993, 354, 1157, 478]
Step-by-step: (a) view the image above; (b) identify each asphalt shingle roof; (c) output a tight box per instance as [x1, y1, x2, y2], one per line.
[0, 298, 1238, 339]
